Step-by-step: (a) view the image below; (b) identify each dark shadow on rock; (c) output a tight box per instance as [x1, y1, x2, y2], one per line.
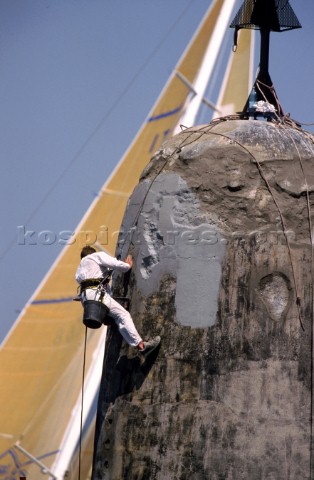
[115, 342, 161, 395]
[122, 268, 131, 297]
[93, 324, 161, 477]
[94, 325, 161, 430]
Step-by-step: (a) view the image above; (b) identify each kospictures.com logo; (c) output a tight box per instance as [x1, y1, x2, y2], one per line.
[17, 225, 297, 248]
[17, 225, 110, 246]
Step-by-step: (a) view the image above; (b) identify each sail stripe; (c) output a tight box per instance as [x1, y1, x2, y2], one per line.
[31, 297, 74, 305]
[148, 104, 183, 122]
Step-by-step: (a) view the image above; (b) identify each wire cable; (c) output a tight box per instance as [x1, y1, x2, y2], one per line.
[204, 125, 305, 329]
[120, 116, 312, 332]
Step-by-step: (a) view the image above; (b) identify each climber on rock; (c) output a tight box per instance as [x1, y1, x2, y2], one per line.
[76, 245, 160, 357]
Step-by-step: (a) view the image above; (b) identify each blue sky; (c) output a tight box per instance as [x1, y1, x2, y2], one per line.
[1, 0, 313, 341]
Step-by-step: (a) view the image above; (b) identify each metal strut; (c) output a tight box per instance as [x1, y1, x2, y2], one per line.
[14, 443, 58, 479]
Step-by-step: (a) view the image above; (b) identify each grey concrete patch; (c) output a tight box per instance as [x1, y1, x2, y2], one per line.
[124, 172, 226, 327]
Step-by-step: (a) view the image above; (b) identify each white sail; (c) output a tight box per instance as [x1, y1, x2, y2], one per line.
[175, 0, 238, 131]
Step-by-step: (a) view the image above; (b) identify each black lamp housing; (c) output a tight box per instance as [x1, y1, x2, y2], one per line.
[230, 0, 301, 118]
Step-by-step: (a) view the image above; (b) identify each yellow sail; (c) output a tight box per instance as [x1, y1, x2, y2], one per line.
[0, 1, 236, 478]
[213, 29, 255, 118]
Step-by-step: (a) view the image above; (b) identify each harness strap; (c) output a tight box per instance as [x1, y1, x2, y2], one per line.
[80, 278, 104, 289]
[80, 269, 113, 303]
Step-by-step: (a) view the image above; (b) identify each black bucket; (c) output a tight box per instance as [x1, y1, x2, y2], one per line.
[83, 300, 110, 329]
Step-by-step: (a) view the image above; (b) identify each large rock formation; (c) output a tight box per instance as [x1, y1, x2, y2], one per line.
[92, 119, 314, 479]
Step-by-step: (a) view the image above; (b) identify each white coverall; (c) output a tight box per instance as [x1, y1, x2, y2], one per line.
[76, 251, 142, 347]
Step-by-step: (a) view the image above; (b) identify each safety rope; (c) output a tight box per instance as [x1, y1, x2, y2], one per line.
[78, 326, 88, 480]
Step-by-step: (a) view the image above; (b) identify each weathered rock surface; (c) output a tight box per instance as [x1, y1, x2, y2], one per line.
[92, 119, 314, 480]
